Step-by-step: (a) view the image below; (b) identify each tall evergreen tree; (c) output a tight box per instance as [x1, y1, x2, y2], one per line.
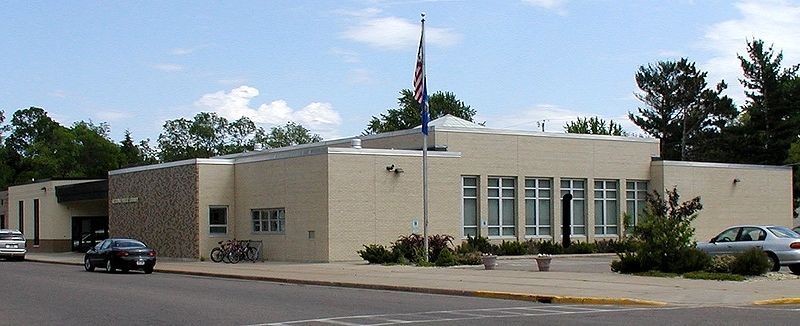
[365, 89, 477, 134]
[628, 59, 736, 160]
[564, 117, 627, 136]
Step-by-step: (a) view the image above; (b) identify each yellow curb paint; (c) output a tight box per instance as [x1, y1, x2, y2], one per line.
[753, 298, 800, 305]
[473, 291, 667, 306]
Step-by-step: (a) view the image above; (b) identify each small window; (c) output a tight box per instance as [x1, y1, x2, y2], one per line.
[209, 206, 228, 234]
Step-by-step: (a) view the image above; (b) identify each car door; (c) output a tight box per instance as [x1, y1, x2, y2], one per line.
[732, 227, 766, 253]
[704, 227, 741, 256]
[90, 240, 111, 265]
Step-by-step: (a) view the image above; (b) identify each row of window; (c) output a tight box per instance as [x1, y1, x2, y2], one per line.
[208, 207, 286, 235]
[463, 176, 647, 238]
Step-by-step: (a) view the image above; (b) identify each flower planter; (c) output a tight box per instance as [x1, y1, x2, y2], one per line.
[535, 257, 551, 271]
[481, 255, 497, 270]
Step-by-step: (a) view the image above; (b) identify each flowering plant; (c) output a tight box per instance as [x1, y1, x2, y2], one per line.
[536, 254, 552, 258]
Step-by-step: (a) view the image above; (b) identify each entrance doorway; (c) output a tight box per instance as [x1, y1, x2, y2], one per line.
[71, 216, 108, 252]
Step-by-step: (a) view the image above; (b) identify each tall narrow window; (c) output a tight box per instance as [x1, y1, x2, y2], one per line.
[33, 199, 40, 245]
[18, 200, 24, 234]
[594, 180, 618, 235]
[488, 177, 515, 237]
[525, 178, 552, 237]
[462, 176, 479, 238]
[626, 181, 648, 229]
[209, 206, 228, 235]
[560, 179, 586, 235]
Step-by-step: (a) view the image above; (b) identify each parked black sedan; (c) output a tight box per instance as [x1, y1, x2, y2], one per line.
[84, 238, 156, 274]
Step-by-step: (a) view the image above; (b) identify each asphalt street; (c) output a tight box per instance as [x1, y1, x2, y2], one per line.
[1, 261, 798, 325]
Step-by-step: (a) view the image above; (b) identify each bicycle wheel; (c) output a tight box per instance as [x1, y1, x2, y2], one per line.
[228, 250, 242, 264]
[245, 247, 258, 262]
[210, 248, 224, 263]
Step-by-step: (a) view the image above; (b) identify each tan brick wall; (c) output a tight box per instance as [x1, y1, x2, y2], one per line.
[234, 154, 329, 262]
[109, 164, 200, 258]
[655, 161, 793, 242]
[197, 164, 235, 260]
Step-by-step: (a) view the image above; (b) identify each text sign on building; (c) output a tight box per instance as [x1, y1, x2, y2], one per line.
[111, 197, 139, 204]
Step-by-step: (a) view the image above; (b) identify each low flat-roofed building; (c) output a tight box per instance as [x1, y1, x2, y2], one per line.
[108, 116, 794, 261]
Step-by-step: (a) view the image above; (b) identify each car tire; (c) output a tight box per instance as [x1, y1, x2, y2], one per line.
[789, 264, 800, 275]
[105, 260, 115, 273]
[766, 252, 780, 272]
[143, 266, 153, 274]
[84, 258, 95, 272]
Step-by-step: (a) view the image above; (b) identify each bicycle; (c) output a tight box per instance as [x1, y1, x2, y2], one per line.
[210, 239, 238, 263]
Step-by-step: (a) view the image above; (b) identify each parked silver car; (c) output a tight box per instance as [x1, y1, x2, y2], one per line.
[0, 229, 26, 261]
[696, 225, 800, 274]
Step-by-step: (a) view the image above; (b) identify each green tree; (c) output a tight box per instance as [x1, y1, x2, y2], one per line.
[628, 59, 737, 161]
[734, 40, 800, 165]
[255, 121, 322, 149]
[564, 117, 627, 136]
[4, 107, 79, 182]
[71, 121, 122, 178]
[119, 130, 141, 167]
[365, 89, 477, 134]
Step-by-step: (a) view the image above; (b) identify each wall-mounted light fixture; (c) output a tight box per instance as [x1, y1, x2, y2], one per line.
[732, 178, 741, 184]
[385, 164, 404, 174]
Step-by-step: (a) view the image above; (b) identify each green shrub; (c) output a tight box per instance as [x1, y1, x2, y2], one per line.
[434, 248, 458, 266]
[633, 271, 679, 278]
[683, 271, 745, 281]
[428, 234, 454, 262]
[460, 235, 498, 254]
[730, 248, 772, 276]
[706, 255, 736, 273]
[535, 240, 564, 255]
[456, 251, 483, 265]
[391, 233, 454, 264]
[564, 241, 596, 254]
[665, 248, 711, 274]
[498, 240, 527, 255]
[595, 238, 640, 253]
[610, 252, 647, 273]
[358, 244, 396, 264]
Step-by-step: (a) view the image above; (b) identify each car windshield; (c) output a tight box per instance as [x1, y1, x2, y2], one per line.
[113, 240, 146, 248]
[767, 226, 800, 239]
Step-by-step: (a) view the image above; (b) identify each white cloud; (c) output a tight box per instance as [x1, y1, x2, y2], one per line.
[95, 111, 133, 122]
[522, 0, 569, 15]
[341, 10, 461, 50]
[700, 0, 800, 106]
[153, 63, 184, 72]
[194, 86, 343, 139]
[479, 104, 645, 135]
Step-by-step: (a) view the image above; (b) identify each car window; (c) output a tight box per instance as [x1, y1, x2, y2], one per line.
[99, 240, 112, 250]
[113, 240, 145, 248]
[738, 227, 765, 241]
[767, 226, 800, 239]
[0, 234, 24, 241]
[715, 228, 740, 242]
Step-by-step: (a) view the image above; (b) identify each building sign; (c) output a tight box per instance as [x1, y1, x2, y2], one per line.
[111, 197, 139, 204]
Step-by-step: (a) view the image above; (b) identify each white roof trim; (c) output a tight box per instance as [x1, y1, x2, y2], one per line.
[654, 160, 791, 171]
[109, 158, 233, 175]
[328, 147, 461, 158]
[436, 126, 660, 144]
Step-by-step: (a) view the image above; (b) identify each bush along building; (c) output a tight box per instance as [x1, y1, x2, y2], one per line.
[104, 115, 794, 262]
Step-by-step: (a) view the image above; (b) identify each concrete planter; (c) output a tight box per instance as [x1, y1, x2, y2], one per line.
[535, 257, 551, 271]
[481, 255, 497, 270]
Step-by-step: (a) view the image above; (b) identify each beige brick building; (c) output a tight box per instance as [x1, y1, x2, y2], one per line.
[108, 116, 794, 262]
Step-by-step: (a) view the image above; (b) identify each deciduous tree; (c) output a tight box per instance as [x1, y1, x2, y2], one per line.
[365, 89, 477, 134]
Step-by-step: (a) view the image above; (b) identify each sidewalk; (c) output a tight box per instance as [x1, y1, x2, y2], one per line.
[24, 252, 800, 306]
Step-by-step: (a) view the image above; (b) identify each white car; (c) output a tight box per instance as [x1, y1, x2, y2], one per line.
[696, 225, 800, 274]
[0, 229, 26, 261]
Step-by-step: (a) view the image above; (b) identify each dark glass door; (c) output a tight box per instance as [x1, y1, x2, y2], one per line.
[71, 216, 108, 252]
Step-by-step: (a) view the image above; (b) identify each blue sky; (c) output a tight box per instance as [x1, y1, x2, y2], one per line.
[2, 0, 799, 143]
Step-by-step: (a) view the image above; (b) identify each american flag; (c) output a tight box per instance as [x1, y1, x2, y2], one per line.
[414, 18, 429, 135]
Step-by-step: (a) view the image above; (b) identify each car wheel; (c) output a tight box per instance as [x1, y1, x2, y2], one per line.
[143, 266, 153, 274]
[84, 258, 95, 272]
[766, 252, 780, 272]
[105, 260, 115, 273]
[789, 264, 800, 275]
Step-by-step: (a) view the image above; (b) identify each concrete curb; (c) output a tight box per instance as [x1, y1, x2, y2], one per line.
[753, 298, 800, 305]
[27, 258, 666, 306]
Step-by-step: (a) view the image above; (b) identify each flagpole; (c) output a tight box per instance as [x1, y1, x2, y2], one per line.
[421, 12, 430, 262]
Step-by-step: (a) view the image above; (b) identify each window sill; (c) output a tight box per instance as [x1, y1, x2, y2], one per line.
[252, 232, 285, 235]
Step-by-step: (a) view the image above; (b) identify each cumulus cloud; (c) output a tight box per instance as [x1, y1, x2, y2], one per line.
[700, 0, 800, 106]
[522, 0, 569, 15]
[340, 9, 461, 50]
[152, 63, 184, 72]
[479, 104, 645, 135]
[194, 86, 342, 139]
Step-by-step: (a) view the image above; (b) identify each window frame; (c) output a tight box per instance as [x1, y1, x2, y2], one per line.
[251, 208, 286, 234]
[524, 177, 552, 237]
[593, 180, 619, 236]
[487, 177, 516, 238]
[461, 176, 479, 239]
[625, 181, 648, 230]
[560, 178, 586, 236]
[208, 206, 229, 236]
